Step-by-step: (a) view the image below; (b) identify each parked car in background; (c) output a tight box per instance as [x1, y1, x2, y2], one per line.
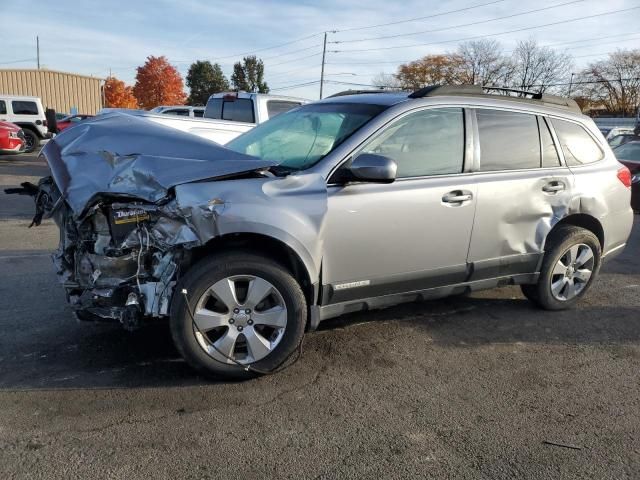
[614, 140, 640, 211]
[14, 85, 633, 378]
[606, 126, 635, 140]
[0, 95, 48, 153]
[97, 93, 308, 145]
[0, 121, 25, 154]
[608, 133, 638, 148]
[56, 114, 94, 132]
[149, 105, 205, 118]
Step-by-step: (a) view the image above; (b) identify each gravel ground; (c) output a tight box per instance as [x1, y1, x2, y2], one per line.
[0, 152, 638, 479]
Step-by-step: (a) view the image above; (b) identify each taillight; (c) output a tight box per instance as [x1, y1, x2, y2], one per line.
[617, 166, 632, 188]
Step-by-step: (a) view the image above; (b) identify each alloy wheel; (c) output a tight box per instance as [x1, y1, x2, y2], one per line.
[192, 275, 288, 364]
[550, 243, 595, 301]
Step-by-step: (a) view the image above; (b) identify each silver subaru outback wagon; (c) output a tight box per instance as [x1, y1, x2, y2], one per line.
[13, 85, 634, 378]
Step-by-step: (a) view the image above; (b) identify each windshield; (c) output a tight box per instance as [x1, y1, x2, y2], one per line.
[225, 102, 387, 171]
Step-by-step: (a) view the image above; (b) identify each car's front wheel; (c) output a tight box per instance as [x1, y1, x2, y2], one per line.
[521, 225, 601, 310]
[170, 251, 307, 379]
[21, 129, 39, 153]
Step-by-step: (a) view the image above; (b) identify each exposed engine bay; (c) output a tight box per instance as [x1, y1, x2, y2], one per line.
[31, 176, 194, 329]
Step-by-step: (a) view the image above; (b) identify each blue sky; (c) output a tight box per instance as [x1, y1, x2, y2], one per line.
[1, 0, 639, 99]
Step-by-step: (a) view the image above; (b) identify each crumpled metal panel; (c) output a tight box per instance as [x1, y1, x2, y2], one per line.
[43, 112, 277, 215]
[170, 174, 329, 280]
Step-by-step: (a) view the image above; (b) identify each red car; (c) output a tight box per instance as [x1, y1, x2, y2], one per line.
[56, 114, 94, 132]
[0, 121, 25, 154]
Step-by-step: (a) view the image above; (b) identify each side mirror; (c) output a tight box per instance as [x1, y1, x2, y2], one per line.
[345, 153, 397, 184]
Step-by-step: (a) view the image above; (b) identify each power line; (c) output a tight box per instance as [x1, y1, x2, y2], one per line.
[528, 77, 640, 88]
[268, 52, 322, 68]
[333, 0, 507, 33]
[270, 80, 321, 91]
[0, 58, 37, 65]
[261, 44, 322, 61]
[331, 6, 640, 54]
[331, 0, 583, 44]
[324, 32, 640, 67]
[268, 65, 320, 80]
[209, 32, 324, 61]
[542, 31, 640, 48]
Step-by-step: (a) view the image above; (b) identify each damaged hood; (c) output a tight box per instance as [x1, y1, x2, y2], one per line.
[43, 112, 277, 215]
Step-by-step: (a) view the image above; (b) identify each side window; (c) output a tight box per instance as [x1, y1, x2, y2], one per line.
[11, 101, 38, 115]
[204, 98, 222, 119]
[539, 117, 561, 167]
[477, 109, 540, 171]
[360, 108, 464, 178]
[267, 101, 301, 118]
[551, 119, 604, 166]
[0, 100, 6, 115]
[163, 109, 189, 116]
[222, 99, 255, 123]
[193, 109, 204, 118]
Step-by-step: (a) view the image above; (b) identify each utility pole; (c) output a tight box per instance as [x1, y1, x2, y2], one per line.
[319, 32, 327, 100]
[567, 72, 575, 97]
[36, 36, 40, 69]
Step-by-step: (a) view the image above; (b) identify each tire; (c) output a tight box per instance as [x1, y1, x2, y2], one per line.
[170, 251, 307, 379]
[521, 225, 601, 310]
[21, 129, 39, 154]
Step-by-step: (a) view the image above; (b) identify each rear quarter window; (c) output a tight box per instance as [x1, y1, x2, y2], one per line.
[11, 101, 39, 115]
[0, 100, 6, 115]
[551, 119, 604, 166]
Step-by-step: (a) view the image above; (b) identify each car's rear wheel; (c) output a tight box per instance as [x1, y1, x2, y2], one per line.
[521, 225, 601, 310]
[21, 129, 39, 153]
[170, 251, 307, 379]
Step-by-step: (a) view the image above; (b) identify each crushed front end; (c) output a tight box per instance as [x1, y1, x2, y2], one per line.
[27, 176, 192, 329]
[8, 112, 277, 329]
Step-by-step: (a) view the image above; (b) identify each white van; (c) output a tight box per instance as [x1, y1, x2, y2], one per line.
[0, 95, 48, 152]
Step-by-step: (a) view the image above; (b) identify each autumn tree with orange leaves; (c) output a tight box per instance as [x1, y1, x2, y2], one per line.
[104, 76, 138, 108]
[133, 56, 186, 109]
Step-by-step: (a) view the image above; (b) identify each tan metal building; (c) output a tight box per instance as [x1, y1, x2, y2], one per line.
[0, 69, 104, 115]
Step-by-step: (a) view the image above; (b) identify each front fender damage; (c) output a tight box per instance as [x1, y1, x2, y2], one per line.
[14, 174, 328, 330]
[8, 113, 332, 329]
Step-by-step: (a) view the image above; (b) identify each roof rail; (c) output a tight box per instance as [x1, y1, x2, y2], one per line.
[408, 84, 581, 113]
[326, 89, 402, 98]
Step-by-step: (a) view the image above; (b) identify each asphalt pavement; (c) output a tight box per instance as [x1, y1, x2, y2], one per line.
[1, 152, 639, 479]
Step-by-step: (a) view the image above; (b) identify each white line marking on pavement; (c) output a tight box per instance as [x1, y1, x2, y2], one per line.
[0, 253, 50, 260]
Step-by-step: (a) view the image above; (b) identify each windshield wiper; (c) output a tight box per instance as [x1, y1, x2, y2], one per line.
[267, 165, 300, 177]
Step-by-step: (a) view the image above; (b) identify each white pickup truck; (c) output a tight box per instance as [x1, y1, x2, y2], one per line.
[99, 92, 307, 144]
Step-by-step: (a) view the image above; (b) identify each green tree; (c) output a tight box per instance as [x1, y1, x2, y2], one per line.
[231, 56, 269, 93]
[186, 60, 229, 105]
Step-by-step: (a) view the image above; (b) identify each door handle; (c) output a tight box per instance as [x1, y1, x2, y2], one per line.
[542, 181, 565, 193]
[442, 190, 473, 204]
